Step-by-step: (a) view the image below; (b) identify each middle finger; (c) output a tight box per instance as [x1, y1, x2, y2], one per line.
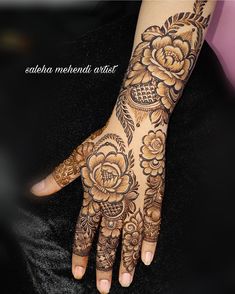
[96, 210, 123, 293]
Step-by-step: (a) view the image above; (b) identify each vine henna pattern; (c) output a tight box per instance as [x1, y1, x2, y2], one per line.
[116, 0, 211, 143]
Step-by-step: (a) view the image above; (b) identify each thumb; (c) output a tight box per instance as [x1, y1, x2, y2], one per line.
[31, 174, 62, 196]
[31, 141, 94, 196]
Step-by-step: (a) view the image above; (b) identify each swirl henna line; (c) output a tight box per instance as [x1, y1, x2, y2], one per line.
[115, 0, 211, 144]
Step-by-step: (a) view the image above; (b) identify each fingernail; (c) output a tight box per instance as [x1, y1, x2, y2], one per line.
[98, 279, 110, 293]
[120, 273, 132, 287]
[74, 266, 85, 279]
[32, 180, 45, 192]
[144, 251, 153, 265]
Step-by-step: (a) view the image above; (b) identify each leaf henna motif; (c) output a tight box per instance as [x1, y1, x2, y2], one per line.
[193, 0, 208, 16]
[116, 92, 135, 145]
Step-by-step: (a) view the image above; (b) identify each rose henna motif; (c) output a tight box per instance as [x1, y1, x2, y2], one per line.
[140, 130, 166, 176]
[81, 152, 131, 203]
[122, 210, 143, 272]
[141, 36, 192, 91]
[116, 0, 211, 142]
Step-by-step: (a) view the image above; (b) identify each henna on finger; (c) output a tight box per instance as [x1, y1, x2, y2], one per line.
[73, 192, 101, 256]
[96, 214, 123, 271]
[116, 0, 211, 142]
[140, 130, 165, 242]
[53, 142, 94, 187]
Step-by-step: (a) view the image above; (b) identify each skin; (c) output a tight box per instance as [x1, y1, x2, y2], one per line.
[31, 1, 216, 293]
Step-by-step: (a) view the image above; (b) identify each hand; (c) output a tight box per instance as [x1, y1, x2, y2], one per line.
[31, 1, 213, 292]
[31, 112, 166, 293]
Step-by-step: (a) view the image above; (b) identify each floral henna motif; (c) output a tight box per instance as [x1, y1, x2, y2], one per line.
[140, 130, 166, 176]
[96, 234, 120, 271]
[143, 175, 164, 242]
[73, 213, 100, 256]
[73, 192, 101, 256]
[72, 133, 139, 271]
[122, 210, 143, 272]
[81, 151, 131, 203]
[116, 0, 211, 143]
[140, 130, 166, 242]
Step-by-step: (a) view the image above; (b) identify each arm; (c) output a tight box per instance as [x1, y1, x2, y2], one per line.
[32, 1, 216, 293]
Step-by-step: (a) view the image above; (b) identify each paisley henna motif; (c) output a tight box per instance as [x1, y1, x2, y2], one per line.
[140, 130, 166, 176]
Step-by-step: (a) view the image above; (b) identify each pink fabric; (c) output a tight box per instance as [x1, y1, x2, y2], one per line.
[206, 0, 235, 86]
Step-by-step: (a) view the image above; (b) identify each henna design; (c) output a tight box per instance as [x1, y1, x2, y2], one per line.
[73, 213, 100, 256]
[71, 133, 139, 271]
[116, 0, 211, 143]
[143, 175, 164, 242]
[82, 151, 131, 203]
[96, 234, 120, 271]
[58, 0, 211, 273]
[140, 130, 165, 242]
[53, 141, 94, 187]
[122, 210, 143, 272]
[93, 133, 126, 153]
[73, 192, 101, 256]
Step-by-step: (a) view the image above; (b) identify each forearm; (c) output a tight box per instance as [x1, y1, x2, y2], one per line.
[112, 0, 216, 144]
